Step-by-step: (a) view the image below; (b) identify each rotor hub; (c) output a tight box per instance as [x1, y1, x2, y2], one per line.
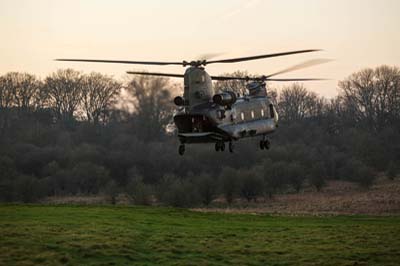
[182, 60, 207, 67]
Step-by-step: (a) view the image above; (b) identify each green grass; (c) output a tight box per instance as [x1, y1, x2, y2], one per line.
[1, 205, 399, 266]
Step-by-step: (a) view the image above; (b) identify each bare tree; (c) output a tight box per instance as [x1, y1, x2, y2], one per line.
[126, 75, 175, 141]
[32, 84, 50, 110]
[267, 87, 278, 106]
[10, 73, 41, 112]
[278, 83, 322, 122]
[45, 69, 83, 122]
[0, 72, 43, 111]
[0, 74, 15, 135]
[81, 73, 122, 124]
[213, 70, 250, 95]
[0, 74, 14, 110]
[338, 65, 400, 129]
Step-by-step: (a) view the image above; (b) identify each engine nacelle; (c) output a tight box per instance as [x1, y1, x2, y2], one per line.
[174, 96, 185, 106]
[212, 91, 237, 106]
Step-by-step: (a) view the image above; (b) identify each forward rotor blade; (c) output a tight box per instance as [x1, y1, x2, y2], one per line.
[126, 71, 184, 78]
[196, 52, 225, 61]
[206, 49, 321, 64]
[55, 59, 183, 66]
[266, 58, 333, 78]
[56, 49, 323, 67]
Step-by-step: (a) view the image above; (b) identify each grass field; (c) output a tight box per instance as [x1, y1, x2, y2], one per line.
[1, 205, 399, 266]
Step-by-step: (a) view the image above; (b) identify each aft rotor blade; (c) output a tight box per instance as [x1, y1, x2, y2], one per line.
[206, 49, 321, 64]
[55, 59, 183, 66]
[210, 76, 251, 81]
[126, 71, 184, 78]
[266, 58, 333, 78]
[267, 78, 327, 81]
[210, 76, 327, 81]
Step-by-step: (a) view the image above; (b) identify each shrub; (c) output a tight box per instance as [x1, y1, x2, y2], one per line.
[386, 161, 398, 180]
[126, 176, 153, 206]
[161, 177, 199, 207]
[309, 162, 327, 192]
[263, 161, 288, 198]
[71, 162, 110, 194]
[0, 156, 17, 181]
[103, 180, 120, 205]
[14, 175, 41, 203]
[287, 162, 306, 193]
[218, 167, 239, 204]
[339, 158, 376, 188]
[195, 173, 217, 206]
[239, 169, 264, 202]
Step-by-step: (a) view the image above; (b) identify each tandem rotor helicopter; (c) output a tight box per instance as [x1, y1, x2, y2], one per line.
[57, 49, 329, 155]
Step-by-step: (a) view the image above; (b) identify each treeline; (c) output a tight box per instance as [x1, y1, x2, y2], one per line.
[0, 66, 399, 206]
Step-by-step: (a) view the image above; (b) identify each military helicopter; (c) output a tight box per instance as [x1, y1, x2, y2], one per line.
[56, 49, 329, 155]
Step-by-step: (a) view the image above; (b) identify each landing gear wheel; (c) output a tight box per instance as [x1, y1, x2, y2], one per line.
[229, 142, 234, 153]
[215, 142, 220, 152]
[221, 142, 225, 152]
[178, 144, 185, 156]
[263, 140, 270, 150]
[259, 140, 265, 150]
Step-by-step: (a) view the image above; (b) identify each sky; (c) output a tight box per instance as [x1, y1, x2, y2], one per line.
[1, 0, 399, 98]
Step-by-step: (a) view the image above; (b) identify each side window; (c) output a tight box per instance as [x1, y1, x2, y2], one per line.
[251, 110, 255, 119]
[269, 104, 275, 118]
[217, 110, 225, 119]
[261, 109, 264, 117]
[241, 112, 245, 121]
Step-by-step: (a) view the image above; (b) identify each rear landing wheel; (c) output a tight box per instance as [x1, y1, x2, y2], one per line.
[215, 142, 220, 152]
[215, 141, 225, 152]
[264, 139, 270, 150]
[259, 140, 265, 150]
[259, 140, 270, 150]
[178, 144, 185, 155]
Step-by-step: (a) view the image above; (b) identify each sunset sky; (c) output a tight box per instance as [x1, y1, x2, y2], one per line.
[1, 0, 399, 97]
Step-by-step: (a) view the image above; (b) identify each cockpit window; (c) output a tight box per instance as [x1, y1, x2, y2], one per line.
[194, 91, 204, 99]
[194, 74, 205, 84]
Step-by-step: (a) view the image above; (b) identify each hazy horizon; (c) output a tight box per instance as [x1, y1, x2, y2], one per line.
[1, 0, 399, 98]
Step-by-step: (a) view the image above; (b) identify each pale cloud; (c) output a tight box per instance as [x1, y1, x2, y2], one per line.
[222, 0, 261, 20]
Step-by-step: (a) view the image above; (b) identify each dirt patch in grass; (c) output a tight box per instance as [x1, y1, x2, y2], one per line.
[41, 178, 400, 216]
[193, 178, 400, 215]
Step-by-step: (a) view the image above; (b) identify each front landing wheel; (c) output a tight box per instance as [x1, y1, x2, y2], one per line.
[221, 142, 225, 152]
[259, 140, 265, 150]
[229, 142, 234, 153]
[215, 142, 220, 152]
[264, 139, 270, 150]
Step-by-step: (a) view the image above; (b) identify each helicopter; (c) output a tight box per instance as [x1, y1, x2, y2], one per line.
[56, 49, 329, 155]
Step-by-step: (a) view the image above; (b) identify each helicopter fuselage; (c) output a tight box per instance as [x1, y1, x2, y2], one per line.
[174, 67, 278, 144]
[174, 96, 278, 144]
